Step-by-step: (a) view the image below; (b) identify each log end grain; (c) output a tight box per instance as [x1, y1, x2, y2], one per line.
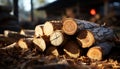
[62, 18, 78, 35]
[87, 46, 102, 60]
[63, 41, 80, 58]
[43, 21, 54, 36]
[35, 25, 44, 37]
[33, 37, 46, 52]
[50, 30, 64, 46]
[77, 30, 95, 48]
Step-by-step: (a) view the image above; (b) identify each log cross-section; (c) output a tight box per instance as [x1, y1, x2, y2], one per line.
[50, 30, 64, 46]
[76, 30, 95, 48]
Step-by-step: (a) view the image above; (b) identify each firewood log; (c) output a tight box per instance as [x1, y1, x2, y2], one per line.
[62, 18, 78, 35]
[43, 21, 62, 36]
[63, 41, 80, 58]
[4, 30, 26, 39]
[87, 42, 114, 60]
[33, 37, 46, 52]
[45, 46, 59, 57]
[18, 38, 34, 50]
[76, 30, 95, 48]
[50, 30, 65, 46]
[62, 18, 114, 42]
[20, 29, 35, 37]
[34, 24, 44, 37]
[75, 19, 114, 41]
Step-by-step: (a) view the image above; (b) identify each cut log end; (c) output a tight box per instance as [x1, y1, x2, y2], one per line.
[63, 41, 80, 58]
[50, 30, 64, 46]
[62, 18, 77, 35]
[43, 21, 54, 36]
[18, 38, 33, 49]
[87, 46, 102, 60]
[77, 30, 95, 48]
[35, 25, 44, 37]
[33, 37, 46, 52]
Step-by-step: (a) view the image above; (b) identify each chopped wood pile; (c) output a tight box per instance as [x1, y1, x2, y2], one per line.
[0, 18, 120, 69]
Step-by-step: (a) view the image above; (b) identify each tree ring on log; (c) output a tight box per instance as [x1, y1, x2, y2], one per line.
[62, 18, 78, 35]
[87, 46, 102, 60]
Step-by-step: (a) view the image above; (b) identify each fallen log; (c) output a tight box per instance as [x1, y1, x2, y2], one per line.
[50, 30, 65, 46]
[45, 46, 59, 57]
[63, 41, 80, 58]
[18, 38, 34, 50]
[87, 42, 114, 60]
[43, 21, 62, 36]
[34, 24, 44, 37]
[20, 29, 35, 37]
[76, 30, 95, 48]
[33, 37, 46, 52]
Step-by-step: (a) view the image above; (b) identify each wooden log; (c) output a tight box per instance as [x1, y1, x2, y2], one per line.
[18, 38, 34, 50]
[63, 41, 80, 58]
[34, 24, 44, 37]
[74, 19, 114, 41]
[76, 30, 95, 48]
[43, 21, 62, 36]
[45, 46, 59, 57]
[50, 30, 64, 46]
[33, 37, 46, 52]
[62, 18, 78, 35]
[4, 30, 26, 39]
[87, 42, 114, 60]
[62, 18, 114, 42]
[20, 29, 35, 37]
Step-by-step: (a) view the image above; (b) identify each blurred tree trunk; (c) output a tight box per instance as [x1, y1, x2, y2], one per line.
[13, 0, 19, 22]
[31, 0, 34, 22]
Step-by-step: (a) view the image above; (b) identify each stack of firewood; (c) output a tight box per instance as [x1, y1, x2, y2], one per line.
[1, 18, 115, 61]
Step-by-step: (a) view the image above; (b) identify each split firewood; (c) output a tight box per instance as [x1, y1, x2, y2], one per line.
[63, 41, 80, 58]
[87, 42, 114, 60]
[20, 29, 35, 37]
[76, 30, 95, 48]
[33, 37, 46, 52]
[4, 30, 26, 39]
[50, 30, 65, 46]
[18, 38, 34, 50]
[34, 24, 44, 37]
[43, 21, 62, 36]
[45, 46, 59, 57]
